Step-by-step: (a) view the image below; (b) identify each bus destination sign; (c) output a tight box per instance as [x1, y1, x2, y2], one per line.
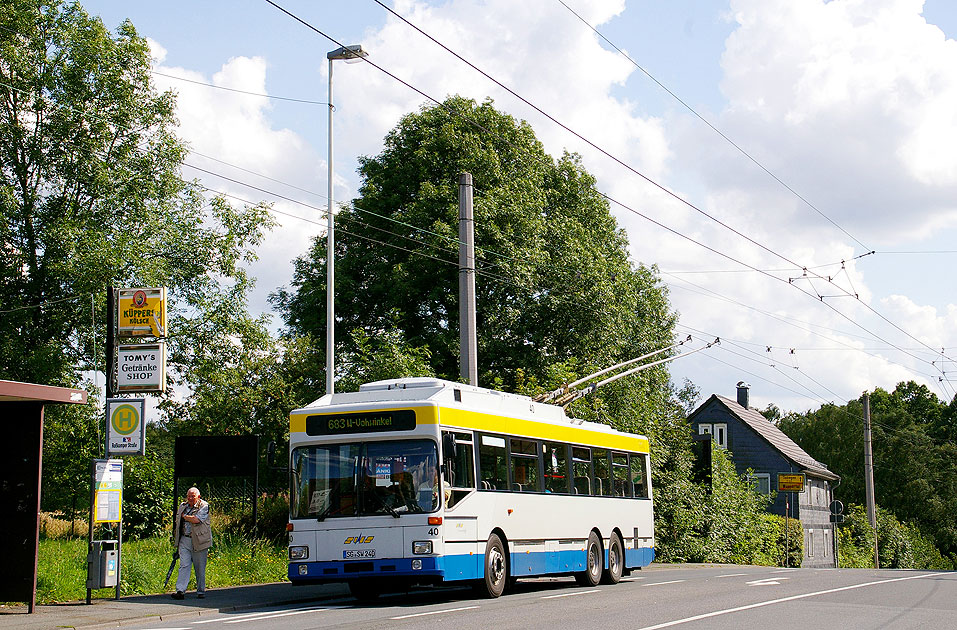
[306, 410, 416, 436]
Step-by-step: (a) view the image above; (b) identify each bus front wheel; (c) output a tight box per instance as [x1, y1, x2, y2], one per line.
[476, 533, 508, 598]
[575, 531, 603, 587]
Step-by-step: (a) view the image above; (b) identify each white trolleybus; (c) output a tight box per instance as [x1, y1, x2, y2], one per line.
[287, 377, 654, 598]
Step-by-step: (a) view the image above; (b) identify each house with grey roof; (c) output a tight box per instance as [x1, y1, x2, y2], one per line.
[687, 382, 840, 568]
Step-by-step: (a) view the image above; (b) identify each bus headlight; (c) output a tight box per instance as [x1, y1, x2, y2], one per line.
[412, 541, 433, 555]
[298, 564, 308, 575]
[412, 559, 423, 570]
[289, 546, 309, 560]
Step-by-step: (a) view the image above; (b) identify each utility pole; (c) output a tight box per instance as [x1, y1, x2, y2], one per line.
[863, 393, 879, 569]
[458, 173, 477, 385]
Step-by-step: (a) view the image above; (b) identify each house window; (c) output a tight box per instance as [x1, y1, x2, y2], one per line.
[807, 529, 814, 557]
[713, 423, 728, 448]
[698, 423, 727, 448]
[749, 473, 771, 496]
[823, 528, 830, 558]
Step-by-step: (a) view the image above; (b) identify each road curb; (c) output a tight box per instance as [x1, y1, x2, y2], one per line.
[66, 585, 351, 630]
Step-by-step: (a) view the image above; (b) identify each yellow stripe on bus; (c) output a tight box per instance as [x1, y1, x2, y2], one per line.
[291, 404, 648, 453]
[438, 407, 649, 453]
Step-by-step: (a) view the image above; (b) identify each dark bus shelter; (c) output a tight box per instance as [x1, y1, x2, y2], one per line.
[0, 380, 88, 613]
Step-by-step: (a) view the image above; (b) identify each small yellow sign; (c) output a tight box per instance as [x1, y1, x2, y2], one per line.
[117, 287, 166, 337]
[778, 473, 806, 492]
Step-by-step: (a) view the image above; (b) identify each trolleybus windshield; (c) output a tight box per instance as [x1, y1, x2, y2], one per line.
[291, 439, 439, 519]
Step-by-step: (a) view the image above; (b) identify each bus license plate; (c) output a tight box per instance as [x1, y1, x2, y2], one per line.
[343, 549, 376, 559]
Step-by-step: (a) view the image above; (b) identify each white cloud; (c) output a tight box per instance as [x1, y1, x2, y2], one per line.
[708, 0, 957, 243]
[152, 55, 326, 318]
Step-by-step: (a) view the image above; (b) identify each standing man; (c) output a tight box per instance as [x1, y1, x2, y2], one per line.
[171, 487, 212, 599]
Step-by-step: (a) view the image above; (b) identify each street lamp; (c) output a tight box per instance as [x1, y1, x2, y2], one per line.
[326, 44, 368, 396]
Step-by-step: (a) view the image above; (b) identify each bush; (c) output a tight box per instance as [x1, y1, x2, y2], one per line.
[122, 454, 173, 540]
[839, 503, 954, 569]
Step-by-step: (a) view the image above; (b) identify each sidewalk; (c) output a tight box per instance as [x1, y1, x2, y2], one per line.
[0, 582, 350, 630]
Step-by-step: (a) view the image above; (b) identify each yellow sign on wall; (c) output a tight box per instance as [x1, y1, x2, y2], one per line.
[778, 473, 806, 492]
[117, 287, 166, 337]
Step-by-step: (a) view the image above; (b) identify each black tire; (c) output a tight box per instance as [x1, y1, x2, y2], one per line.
[475, 533, 508, 598]
[348, 580, 380, 601]
[575, 531, 603, 587]
[601, 533, 623, 585]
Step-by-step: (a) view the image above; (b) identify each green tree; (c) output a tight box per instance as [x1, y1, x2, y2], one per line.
[273, 96, 675, 392]
[779, 382, 957, 558]
[1, 0, 273, 515]
[0, 1, 272, 386]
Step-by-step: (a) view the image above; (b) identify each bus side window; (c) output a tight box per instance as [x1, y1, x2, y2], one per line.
[479, 434, 507, 491]
[443, 431, 475, 508]
[544, 442, 569, 493]
[612, 452, 630, 497]
[509, 438, 540, 492]
[631, 453, 648, 499]
[593, 449, 612, 496]
[572, 447, 592, 495]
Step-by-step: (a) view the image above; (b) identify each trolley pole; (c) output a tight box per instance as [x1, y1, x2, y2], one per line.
[458, 172, 478, 386]
[863, 393, 879, 568]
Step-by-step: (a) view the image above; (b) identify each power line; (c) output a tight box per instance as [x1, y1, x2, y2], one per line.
[150, 70, 330, 105]
[554, 0, 872, 253]
[357, 0, 956, 373]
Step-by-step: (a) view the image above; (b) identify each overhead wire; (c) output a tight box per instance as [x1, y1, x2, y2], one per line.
[6, 9, 952, 406]
[352, 0, 957, 378]
[554, 0, 872, 254]
[150, 70, 330, 105]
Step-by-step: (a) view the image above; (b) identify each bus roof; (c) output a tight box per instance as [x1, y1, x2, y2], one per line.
[292, 377, 648, 445]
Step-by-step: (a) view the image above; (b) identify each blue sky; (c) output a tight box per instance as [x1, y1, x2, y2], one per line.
[83, 0, 957, 413]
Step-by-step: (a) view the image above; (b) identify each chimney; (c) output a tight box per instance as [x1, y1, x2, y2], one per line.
[736, 381, 750, 408]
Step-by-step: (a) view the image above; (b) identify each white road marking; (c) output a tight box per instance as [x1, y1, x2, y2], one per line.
[634, 572, 948, 630]
[746, 578, 789, 586]
[643, 580, 686, 587]
[391, 605, 479, 619]
[716, 573, 748, 578]
[194, 610, 277, 624]
[541, 590, 602, 599]
[224, 606, 342, 624]
[772, 569, 797, 573]
[620, 577, 646, 582]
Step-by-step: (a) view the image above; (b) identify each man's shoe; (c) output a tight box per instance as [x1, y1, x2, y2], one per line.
[197, 592, 205, 599]
[171, 591, 185, 600]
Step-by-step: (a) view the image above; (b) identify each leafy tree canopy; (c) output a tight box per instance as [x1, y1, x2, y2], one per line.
[273, 96, 675, 395]
[0, 0, 272, 386]
[779, 381, 957, 557]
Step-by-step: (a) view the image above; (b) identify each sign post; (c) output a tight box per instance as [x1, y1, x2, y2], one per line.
[778, 473, 805, 567]
[106, 398, 146, 456]
[116, 343, 166, 393]
[87, 459, 123, 603]
[117, 287, 166, 337]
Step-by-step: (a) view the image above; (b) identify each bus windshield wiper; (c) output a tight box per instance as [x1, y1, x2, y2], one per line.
[381, 502, 401, 518]
[316, 506, 331, 522]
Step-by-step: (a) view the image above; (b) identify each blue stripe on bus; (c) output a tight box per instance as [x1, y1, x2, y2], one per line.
[289, 547, 655, 583]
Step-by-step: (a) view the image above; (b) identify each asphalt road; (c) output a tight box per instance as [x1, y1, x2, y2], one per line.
[123, 565, 957, 630]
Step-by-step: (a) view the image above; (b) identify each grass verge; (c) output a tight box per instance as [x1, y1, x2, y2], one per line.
[34, 535, 288, 604]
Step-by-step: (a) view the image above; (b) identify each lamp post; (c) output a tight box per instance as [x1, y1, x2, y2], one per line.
[326, 44, 367, 395]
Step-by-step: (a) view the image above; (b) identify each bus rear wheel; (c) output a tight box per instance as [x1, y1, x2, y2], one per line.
[601, 533, 623, 584]
[575, 531, 603, 587]
[475, 533, 508, 598]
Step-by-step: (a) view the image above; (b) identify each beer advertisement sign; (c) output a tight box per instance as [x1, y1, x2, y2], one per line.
[118, 287, 166, 337]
